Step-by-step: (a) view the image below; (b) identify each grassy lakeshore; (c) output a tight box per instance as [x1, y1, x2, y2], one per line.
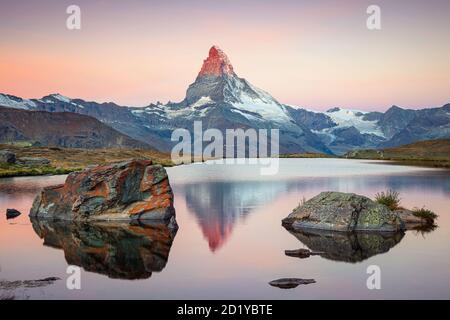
[2, 138, 449, 178]
[344, 138, 450, 168]
[0, 145, 173, 178]
[280, 139, 450, 168]
[279, 152, 334, 159]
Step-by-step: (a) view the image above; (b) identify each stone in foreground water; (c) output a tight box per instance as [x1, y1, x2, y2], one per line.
[6, 208, 22, 220]
[283, 192, 405, 232]
[269, 278, 316, 289]
[29, 160, 175, 222]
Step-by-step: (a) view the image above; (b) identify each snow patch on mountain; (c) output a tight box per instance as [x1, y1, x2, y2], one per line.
[227, 78, 292, 124]
[232, 98, 291, 124]
[51, 94, 72, 103]
[165, 105, 209, 119]
[312, 129, 337, 144]
[230, 108, 258, 121]
[0, 94, 36, 109]
[70, 101, 84, 109]
[191, 96, 214, 108]
[324, 108, 385, 137]
[131, 109, 146, 115]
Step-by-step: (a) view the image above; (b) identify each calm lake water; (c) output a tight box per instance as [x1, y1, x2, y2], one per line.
[1, 159, 450, 299]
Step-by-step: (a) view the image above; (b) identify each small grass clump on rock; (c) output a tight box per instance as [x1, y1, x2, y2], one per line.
[375, 189, 401, 210]
[412, 207, 438, 224]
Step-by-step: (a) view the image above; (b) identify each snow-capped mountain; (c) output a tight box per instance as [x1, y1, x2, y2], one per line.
[1, 46, 449, 154]
[183, 46, 293, 124]
[0, 93, 38, 110]
[119, 45, 330, 154]
[324, 108, 385, 137]
[284, 107, 389, 154]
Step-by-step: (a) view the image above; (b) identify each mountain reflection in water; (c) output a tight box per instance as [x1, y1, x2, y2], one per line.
[181, 181, 289, 251]
[173, 169, 449, 253]
[30, 218, 178, 279]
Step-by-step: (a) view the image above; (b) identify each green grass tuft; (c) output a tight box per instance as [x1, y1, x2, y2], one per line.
[375, 189, 401, 210]
[412, 207, 438, 223]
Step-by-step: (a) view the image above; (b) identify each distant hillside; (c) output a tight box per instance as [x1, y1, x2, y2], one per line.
[0, 107, 153, 150]
[345, 138, 450, 167]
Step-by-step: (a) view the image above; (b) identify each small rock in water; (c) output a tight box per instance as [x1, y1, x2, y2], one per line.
[6, 209, 22, 220]
[0, 277, 61, 290]
[285, 249, 311, 258]
[269, 278, 316, 289]
[283, 192, 405, 232]
[394, 209, 431, 229]
[285, 248, 322, 259]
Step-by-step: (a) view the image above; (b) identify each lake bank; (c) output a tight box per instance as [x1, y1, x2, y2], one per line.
[1, 142, 449, 179]
[0, 145, 174, 178]
[343, 138, 450, 168]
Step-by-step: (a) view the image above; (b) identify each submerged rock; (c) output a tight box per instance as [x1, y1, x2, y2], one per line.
[0, 277, 60, 290]
[31, 218, 178, 279]
[395, 209, 432, 230]
[282, 192, 405, 232]
[6, 208, 22, 220]
[284, 248, 322, 259]
[29, 160, 175, 222]
[269, 278, 316, 289]
[286, 227, 404, 263]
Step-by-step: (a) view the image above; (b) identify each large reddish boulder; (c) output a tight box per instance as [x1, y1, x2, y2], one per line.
[30, 160, 175, 222]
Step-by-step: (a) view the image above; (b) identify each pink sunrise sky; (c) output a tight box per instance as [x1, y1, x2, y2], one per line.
[0, 0, 449, 111]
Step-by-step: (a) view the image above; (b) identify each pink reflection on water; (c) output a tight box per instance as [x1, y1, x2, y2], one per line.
[1, 161, 450, 299]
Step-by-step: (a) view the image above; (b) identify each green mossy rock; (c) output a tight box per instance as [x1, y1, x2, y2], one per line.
[283, 192, 405, 232]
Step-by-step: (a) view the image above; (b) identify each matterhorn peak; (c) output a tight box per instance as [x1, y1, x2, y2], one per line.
[186, 45, 284, 108]
[198, 45, 234, 77]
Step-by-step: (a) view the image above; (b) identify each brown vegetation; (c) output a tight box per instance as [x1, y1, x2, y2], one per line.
[345, 138, 450, 168]
[0, 144, 173, 178]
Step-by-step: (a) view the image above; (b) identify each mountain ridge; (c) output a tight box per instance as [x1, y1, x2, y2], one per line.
[0, 107, 153, 150]
[1, 46, 449, 155]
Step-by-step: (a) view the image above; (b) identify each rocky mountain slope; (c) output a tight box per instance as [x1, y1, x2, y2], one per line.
[286, 104, 450, 154]
[1, 46, 449, 155]
[0, 107, 152, 149]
